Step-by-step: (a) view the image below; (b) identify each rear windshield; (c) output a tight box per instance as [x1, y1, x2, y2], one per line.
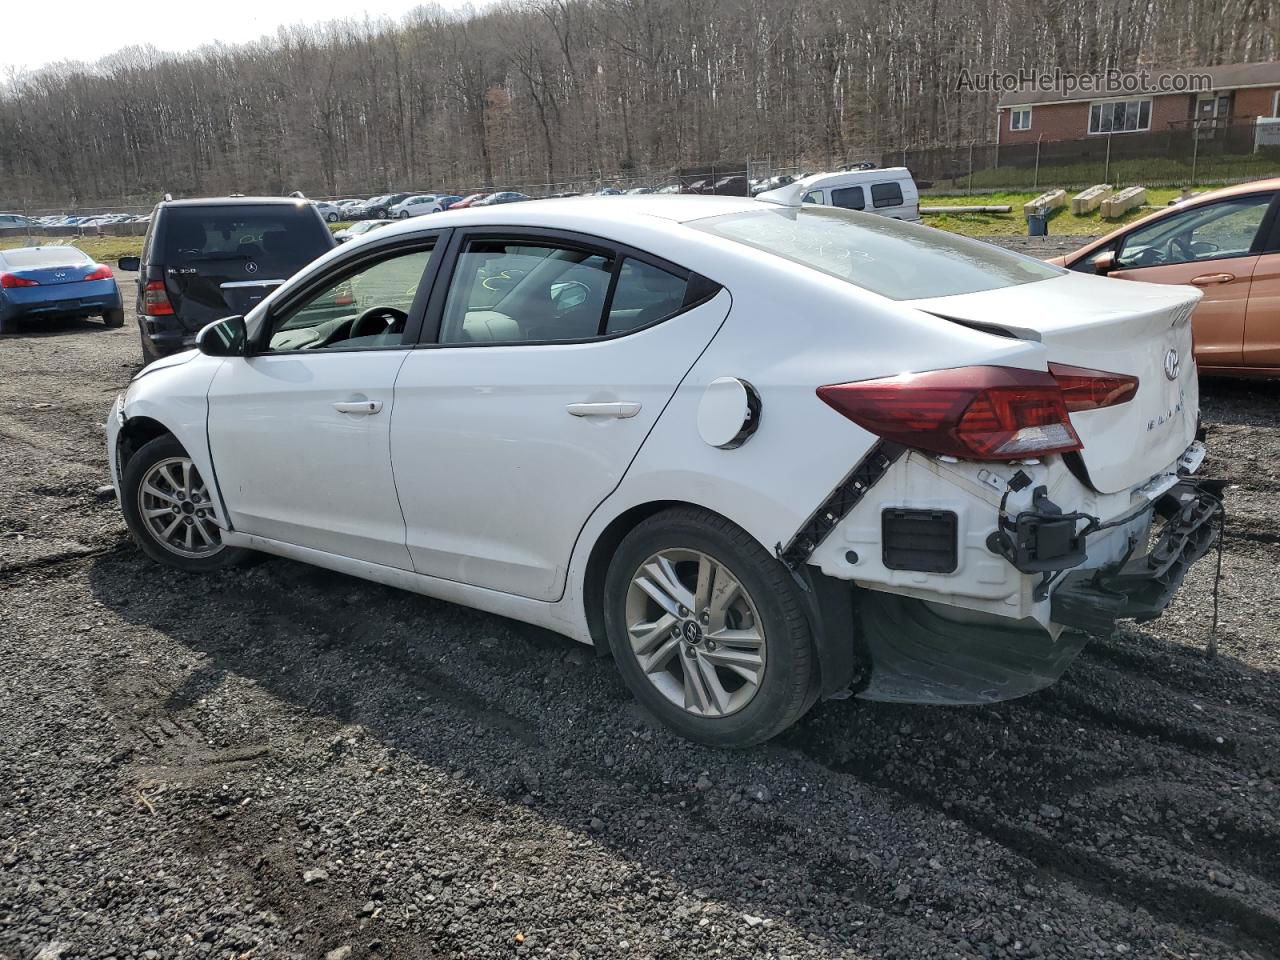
[691, 206, 1062, 300]
[2, 247, 90, 268]
[160, 205, 332, 268]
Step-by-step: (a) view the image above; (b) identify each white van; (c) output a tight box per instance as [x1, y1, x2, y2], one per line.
[758, 168, 921, 222]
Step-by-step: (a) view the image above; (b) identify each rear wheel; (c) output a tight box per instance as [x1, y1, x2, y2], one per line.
[139, 324, 161, 364]
[398, 211, 410, 219]
[326, 212, 339, 222]
[120, 435, 251, 572]
[604, 507, 817, 747]
[103, 308, 125, 328]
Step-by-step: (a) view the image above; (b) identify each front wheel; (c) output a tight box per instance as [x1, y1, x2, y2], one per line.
[604, 507, 817, 747]
[326, 212, 339, 223]
[120, 435, 252, 572]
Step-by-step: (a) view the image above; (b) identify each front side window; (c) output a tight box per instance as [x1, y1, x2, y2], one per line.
[265, 246, 434, 351]
[802, 190, 826, 205]
[1010, 108, 1032, 131]
[1089, 98, 1152, 134]
[692, 205, 1063, 301]
[871, 182, 904, 209]
[1116, 194, 1273, 269]
[439, 240, 615, 343]
[831, 186, 865, 210]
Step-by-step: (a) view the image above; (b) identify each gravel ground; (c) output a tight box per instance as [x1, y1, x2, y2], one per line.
[2, 256, 1279, 960]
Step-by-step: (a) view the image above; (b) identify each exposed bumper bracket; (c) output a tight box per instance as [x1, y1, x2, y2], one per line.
[1051, 478, 1225, 636]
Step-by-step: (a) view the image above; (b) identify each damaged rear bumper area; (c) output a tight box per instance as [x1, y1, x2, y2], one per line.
[1050, 478, 1225, 636]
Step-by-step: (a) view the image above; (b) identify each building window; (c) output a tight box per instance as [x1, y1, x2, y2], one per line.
[1273, 90, 1280, 117]
[1010, 108, 1032, 131]
[1088, 98, 1152, 134]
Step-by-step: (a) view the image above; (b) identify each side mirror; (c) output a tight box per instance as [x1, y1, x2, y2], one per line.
[196, 315, 247, 357]
[117, 256, 141, 272]
[1092, 250, 1117, 275]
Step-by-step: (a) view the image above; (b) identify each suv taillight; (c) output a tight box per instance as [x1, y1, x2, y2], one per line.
[818, 365, 1083, 461]
[1047, 363, 1139, 412]
[143, 280, 174, 316]
[82, 264, 113, 282]
[0, 273, 38, 288]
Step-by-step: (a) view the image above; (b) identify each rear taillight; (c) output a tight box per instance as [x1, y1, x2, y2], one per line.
[1047, 363, 1138, 412]
[82, 264, 113, 282]
[0, 273, 38, 288]
[818, 365, 1083, 461]
[143, 280, 174, 316]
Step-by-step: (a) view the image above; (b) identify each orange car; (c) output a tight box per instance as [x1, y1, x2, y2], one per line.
[1052, 178, 1280, 376]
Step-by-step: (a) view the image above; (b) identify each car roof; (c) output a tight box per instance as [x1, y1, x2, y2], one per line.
[375, 194, 762, 236]
[158, 197, 316, 209]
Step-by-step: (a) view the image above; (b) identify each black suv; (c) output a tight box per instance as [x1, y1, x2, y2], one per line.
[119, 197, 336, 362]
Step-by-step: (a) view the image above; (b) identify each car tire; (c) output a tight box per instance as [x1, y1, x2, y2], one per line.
[103, 308, 125, 328]
[398, 211, 409, 219]
[604, 506, 818, 747]
[120, 434, 252, 573]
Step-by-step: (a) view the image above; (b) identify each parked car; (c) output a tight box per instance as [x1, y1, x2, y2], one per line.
[334, 219, 392, 243]
[1050, 178, 1280, 376]
[391, 194, 452, 218]
[117, 196, 336, 363]
[750, 174, 795, 196]
[0, 214, 39, 230]
[107, 194, 1218, 747]
[450, 193, 490, 209]
[712, 175, 750, 197]
[363, 193, 418, 219]
[436, 195, 464, 211]
[0, 246, 123, 332]
[594, 187, 623, 196]
[337, 199, 368, 218]
[626, 187, 655, 195]
[760, 167, 921, 222]
[312, 201, 344, 223]
[474, 192, 530, 206]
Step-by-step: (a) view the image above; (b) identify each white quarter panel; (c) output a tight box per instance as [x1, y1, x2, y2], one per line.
[391, 290, 731, 601]
[206, 351, 412, 568]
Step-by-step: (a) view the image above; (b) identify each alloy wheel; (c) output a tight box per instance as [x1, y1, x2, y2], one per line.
[137, 456, 223, 558]
[624, 548, 766, 717]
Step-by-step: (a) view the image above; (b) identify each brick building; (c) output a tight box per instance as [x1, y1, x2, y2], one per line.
[995, 62, 1280, 144]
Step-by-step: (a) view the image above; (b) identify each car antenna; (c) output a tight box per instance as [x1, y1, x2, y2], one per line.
[289, 190, 306, 199]
[162, 192, 173, 202]
[755, 177, 811, 207]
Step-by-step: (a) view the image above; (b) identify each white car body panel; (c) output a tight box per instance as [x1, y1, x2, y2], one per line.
[391, 290, 732, 601]
[758, 168, 921, 221]
[206, 350, 413, 569]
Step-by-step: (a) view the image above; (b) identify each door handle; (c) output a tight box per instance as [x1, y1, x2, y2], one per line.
[1190, 273, 1235, 285]
[566, 401, 642, 419]
[333, 399, 383, 415]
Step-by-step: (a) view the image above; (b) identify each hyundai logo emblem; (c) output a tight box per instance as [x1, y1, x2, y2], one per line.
[245, 261, 258, 274]
[1163, 348, 1181, 381]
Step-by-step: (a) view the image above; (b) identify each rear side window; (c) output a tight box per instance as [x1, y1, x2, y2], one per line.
[831, 186, 865, 210]
[606, 259, 688, 334]
[160, 205, 332, 269]
[693, 206, 1063, 301]
[2, 247, 90, 267]
[871, 182, 904, 208]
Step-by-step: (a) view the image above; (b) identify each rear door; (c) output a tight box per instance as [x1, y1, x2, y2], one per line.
[1242, 205, 1280, 369]
[390, 228, 729, 601]
[158, 205, 336, 332]
[1107, 192, 1275, 369]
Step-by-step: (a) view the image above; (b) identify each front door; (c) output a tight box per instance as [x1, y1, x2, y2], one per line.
[391, 231, 729, 601]
[1109, 192, 1275, 369]
[207, 242, 440, 568]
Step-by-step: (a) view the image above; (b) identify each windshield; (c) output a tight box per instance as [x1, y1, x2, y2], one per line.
[691, 206, 1062, 300]
[2, 247, 91, 268]
[160, 205, 332, 268]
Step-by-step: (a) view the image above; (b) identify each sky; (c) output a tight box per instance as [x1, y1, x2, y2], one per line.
[1, 0, 479, 74]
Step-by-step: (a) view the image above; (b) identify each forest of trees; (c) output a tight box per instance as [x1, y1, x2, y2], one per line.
[0, 0, 1276, 208]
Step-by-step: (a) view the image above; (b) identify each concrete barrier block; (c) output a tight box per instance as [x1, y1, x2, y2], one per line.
[1023, 189, 1067, 218]
[1071, 184, 1113, 215]
[1100, 186, 1146, 219]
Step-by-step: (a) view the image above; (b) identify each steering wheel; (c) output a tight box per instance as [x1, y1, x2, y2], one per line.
[1171, 235, 1196, 262]
[349, 305, 408, 340]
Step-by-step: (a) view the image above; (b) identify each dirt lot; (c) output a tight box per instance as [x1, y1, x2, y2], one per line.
[2, 254, 1279, 960]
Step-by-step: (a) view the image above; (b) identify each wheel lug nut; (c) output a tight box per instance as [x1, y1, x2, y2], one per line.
[706, 640, 717, 651]
[678, 606, 689, 617]
[183, 517, 193, 525]
[700, 612, 709, 624]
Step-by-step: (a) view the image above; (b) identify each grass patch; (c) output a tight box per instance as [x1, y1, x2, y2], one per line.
[0, 234, 144, 262]
[928, 152, 1280, 193]
[921, 187, 1193, 237]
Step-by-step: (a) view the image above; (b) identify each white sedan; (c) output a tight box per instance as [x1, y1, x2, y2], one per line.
[391, 194, 451, 219]
[106, 196, 1221, 746]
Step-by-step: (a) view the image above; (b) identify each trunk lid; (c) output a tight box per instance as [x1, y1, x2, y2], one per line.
[910, 271, 1200, 494]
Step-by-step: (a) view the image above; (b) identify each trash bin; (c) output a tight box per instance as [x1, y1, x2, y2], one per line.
[1027, 213, 1048, 237]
